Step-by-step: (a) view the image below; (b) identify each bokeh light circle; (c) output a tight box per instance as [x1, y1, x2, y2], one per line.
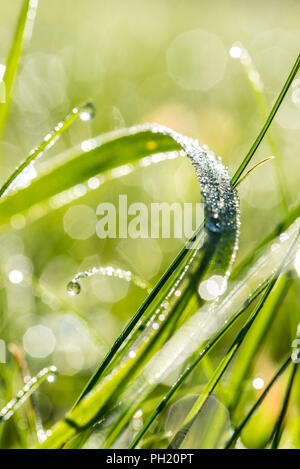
[63, 204, 97, 240]
[166, 29, 227, 90]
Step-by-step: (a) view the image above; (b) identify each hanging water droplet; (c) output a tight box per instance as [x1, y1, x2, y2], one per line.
[66, 266, 151, 297]
[67, 280, 81, 296]
[79, 101, 95, 122]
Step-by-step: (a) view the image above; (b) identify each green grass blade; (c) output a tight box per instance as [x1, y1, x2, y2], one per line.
[62, 124, 239, 406]
[129, 280, 267, 449]
[234, 156, 274, 188]
[168, 230, 300, 448]
[271, 363, 298, 449]
[38, 217, 300, 449]
[231, 44, 289, 214]
[228, 274, 291, 414]
[0, 101, 91, 199]
[231, 53, 300, 188]
[72, 242, 194, 406]
[0, 0, 38, 137]
[117, 219, 300, 449]
[0, 126, 181, 224]
[0, 366, 57, 423]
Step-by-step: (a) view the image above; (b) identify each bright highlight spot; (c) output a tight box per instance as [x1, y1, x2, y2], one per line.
[252, 377, 264, 390]
[198, 275, 227, 301]
[46, 375, 56, 383]
[229, 45, 242, 59]
[81, 139, 97, 152]
[294, 250, 300, 278]
[0, 64, 6, 81]
[9, 270, 23, 284]
[63, 204, 97, 240]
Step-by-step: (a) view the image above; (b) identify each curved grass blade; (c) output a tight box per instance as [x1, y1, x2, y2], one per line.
[0, 125, 181, 224]
[67, 265, 152, 298]
[72, 125, 240, 405]
[0, 52, 297, 220]
[0, 100, 93, 199]
[1, 53, 298, 415]
[271, 363, 298, 449]
[40, 126, 240, 447]
[0, 0, 38, 137]
[225, 357, 292, 449]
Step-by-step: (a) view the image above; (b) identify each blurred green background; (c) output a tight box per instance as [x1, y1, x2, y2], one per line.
[0, 0, 300, 448]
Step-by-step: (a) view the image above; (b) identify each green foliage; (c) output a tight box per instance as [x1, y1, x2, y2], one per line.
[0, 0, 300, 450]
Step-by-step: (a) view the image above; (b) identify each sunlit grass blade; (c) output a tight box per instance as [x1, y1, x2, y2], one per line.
[168, 230, 300, 448]
[0, 125, 181, 224]
[39, 216, 300, 449]
[225, 357, 292, 449]
[227, 274, 291, 415]
[129, 280, 268, 449]
[72, 243, 190, 406]
[106, 220, 300, 448]
[231, 53, 300, 188]
[66, 123, 240, 405]
[74, 198, 300, 411]
[8, 344, 46, 444]
[271, 363, 298, 449]
[230, 43, 289, 213]
[0, 0, 38, 138]
[67, 265, 152, 297]
[234, 156, 275, 188]
[0, 366, 57, 424]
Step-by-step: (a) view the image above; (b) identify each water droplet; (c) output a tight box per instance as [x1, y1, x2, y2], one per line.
[67, 280, 81, 296]
[79, 101, 95, 122]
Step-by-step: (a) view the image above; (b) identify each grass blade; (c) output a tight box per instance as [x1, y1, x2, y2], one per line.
[0, 366, 57, 424]
[129, 280, 267, 448]
[0, 101, 91, 199]
[230, 44, 289, 213]
[0, 125, 181, 224]
[168, 230, 300, 448]
[231, 53, 300, 187]
[227, 274, 291, 414]
[225, 357, 292, 449]
[0, 0, 38, 137]
[271, 363, 298, 449]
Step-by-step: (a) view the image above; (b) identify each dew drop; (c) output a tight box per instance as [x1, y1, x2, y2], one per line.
[79, 101, 95, 122]
[67, 280, 81, 296]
